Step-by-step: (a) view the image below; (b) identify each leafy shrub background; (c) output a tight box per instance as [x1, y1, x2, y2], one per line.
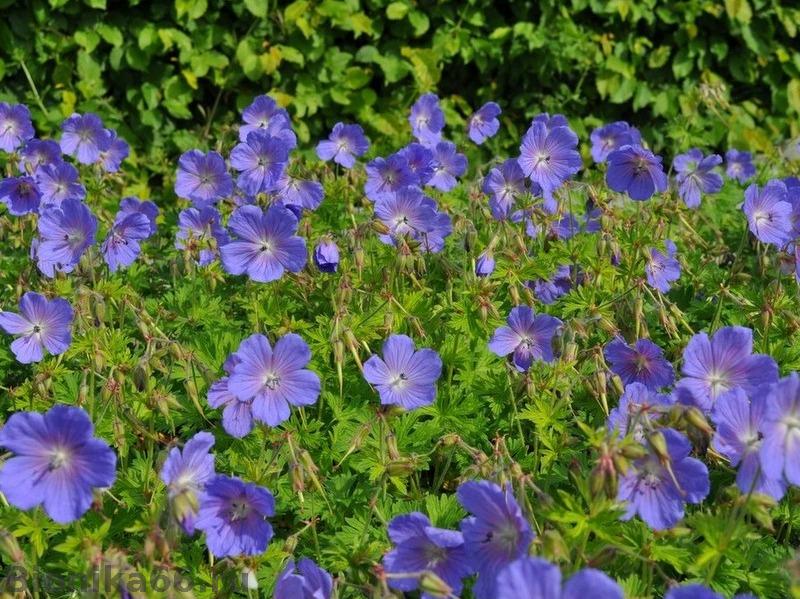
[2, 0, 800, 163]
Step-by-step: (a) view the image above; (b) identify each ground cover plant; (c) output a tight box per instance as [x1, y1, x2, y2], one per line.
[2, 80, 800, 598]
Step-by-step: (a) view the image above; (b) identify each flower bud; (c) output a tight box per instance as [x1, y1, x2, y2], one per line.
[92, 297, 106, 325]
[354, 245, 365, 273]
[385, 433, 400, 460]
[562, 341, 578, 364]
[242, 568, 259, 590]
[282, 535, 298, 554]
[419, 572, 453, 598]
[542, 529, 570, 562]
[588, 546, 617, 568]
[0, 530, 24, 563]
[620, 443, 648, 460]
[441, 433, 460, 446]
[647, 431, 670, 464]
[475, 250, 496, 278]
[611, 374, 625, 396]
[290, 462, 305, 493]
[172, 491, 199, 526]
[133, 362, 150, 392]
[611, 454, 630, 475]
[385, 459, 416, 477]
[314, 238, 340, 273]
[463, 226, 477, 253]
[590, 467, 607, 496]
[372, 220, 390, 235]
[330, 339, 344, 368]
[684, 406, 713, 435]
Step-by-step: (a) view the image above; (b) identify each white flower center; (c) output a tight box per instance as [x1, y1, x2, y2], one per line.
[707, 371, 729, 396]
[229, 499, 250, 522]
[262, 372, 280, 390]
[49, 447, 70, 470]
[390, 372, 409, 389]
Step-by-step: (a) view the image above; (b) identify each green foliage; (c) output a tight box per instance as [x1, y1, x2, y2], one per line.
[1, 119, 800, 595]
[2, 0, 800, 162]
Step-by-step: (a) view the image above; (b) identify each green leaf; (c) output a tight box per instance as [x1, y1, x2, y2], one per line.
[96, 24, 123, 47]
[175, 0, 207, 20]
[401, 46, 440, 89]
[76, 50, 106, 98]
[343, 66, 370, 89]
[243, 0, 268, 17]
[260, 46, 282, 74]
[74, 30, 100, 52]
[386, 2, 408, 20]
[137, 24, 159, 51]
[189, 50, 228, 77]
[407, 10, 430, 36]
[648, 46, 670, 69]
[163, 75, 192, 118]
[278, 45, 305, 66]
[489, 26, 512, 41]
[284, 0, 308, 21]
[788, 79, 800, 114]
[725, 0, 752, 23]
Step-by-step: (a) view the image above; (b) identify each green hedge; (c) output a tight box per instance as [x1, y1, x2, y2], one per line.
[2, 0, 799, 159]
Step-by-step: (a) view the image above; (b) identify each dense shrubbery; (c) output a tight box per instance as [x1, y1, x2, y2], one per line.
[2, 0, 800, 161]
